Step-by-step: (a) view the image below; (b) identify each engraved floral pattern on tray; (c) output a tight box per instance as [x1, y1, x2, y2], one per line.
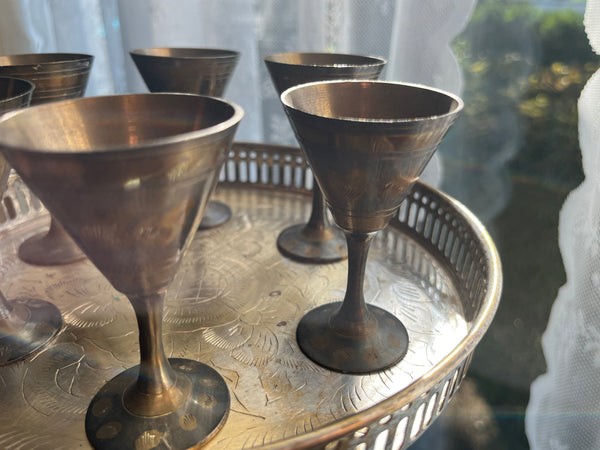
[0, 185, 466, 449]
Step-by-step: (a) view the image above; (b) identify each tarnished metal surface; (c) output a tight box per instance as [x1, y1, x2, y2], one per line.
[0, 92, 243, 449]
[0, 76, 62, 366]
[0, 52, 94, 267]
[0, 77, 33, 113]
[0, 143, 501, 449]
[0, 53, 93, 105]
[283, 80, 463, 374]
[130, 47, 240, 232]
[130, 48, 239, 98]
[264, 52, 386, 264]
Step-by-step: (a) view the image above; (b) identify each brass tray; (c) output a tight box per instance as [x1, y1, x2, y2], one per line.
[0, 142, 501, 449]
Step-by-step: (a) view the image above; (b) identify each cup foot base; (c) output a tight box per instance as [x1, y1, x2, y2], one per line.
[19, 231, 86, 266]
[85, 358, 229, 450]
[277, 224, 347, 264]
[0, 298, 62, 365]
[198, 201, 232, 230]
[296, 302, 409, 373]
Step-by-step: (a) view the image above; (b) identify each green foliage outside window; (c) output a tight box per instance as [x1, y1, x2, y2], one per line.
[450, 0, 598, 189]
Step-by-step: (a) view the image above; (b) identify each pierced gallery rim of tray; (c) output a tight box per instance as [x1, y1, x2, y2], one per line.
[0, 142, 501, 450]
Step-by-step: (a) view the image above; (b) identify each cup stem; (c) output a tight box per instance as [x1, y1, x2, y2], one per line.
[331, 230, 377, 336]
[275, 179, 347, 263]
[128, 292, 175, 395]
[86, 290, 230, 447]
[304, 184, 327, 235]
[0, 290, 25, 332]
[296, 227, 409, 373]
[0, 291, 12, 318]
[123, 292, 192, 417]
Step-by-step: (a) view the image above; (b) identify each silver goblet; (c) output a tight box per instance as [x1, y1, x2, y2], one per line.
[264, 52, 385, 264]
[282, 80, 463, 373]
[0, 76, 62, 364]
[0, 93, 243, 448]
[0, 53, 94, 266]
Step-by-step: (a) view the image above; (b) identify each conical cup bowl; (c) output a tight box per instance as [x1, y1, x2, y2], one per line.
[265, 52, 385, 94]
[282, 80, 463, 373]
[0, 93, 242, 295]
[0, 53, 93, 105]
[130, 47, 239, 97]
[282, 80, 463, 233]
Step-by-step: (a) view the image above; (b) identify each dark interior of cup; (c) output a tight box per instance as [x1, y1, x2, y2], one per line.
[283, 81, 461, 121]
[0, 93, 237, 152]
[0, 77, 33, 112]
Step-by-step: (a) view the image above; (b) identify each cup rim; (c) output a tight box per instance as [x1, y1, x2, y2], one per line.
[0, 53, 94, 69]
[0, 92, 244, 154]
[281, 79, 464, 125]
[264, 52, 386, 69]
[130, 47, 240, 61]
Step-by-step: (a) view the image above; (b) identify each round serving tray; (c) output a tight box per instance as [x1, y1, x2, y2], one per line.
[0, 142, 501, 449]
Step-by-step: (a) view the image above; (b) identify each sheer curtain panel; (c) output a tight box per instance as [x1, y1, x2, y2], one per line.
[526, 0, 600, 448]
[0, 0, 476, 187]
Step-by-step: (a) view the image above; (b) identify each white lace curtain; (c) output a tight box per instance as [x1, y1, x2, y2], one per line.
[0, 0, 476, 187]
[526, 0, 600, 448]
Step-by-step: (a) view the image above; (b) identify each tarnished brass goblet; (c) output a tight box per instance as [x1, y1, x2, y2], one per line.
[0, 93, 242, 448]
[0, 53, 93, 266]
[0, 76, 62, 364]
[130, 47, 240, 229]
[264, 53, 385, 264]
[282, 80, 463, 373]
